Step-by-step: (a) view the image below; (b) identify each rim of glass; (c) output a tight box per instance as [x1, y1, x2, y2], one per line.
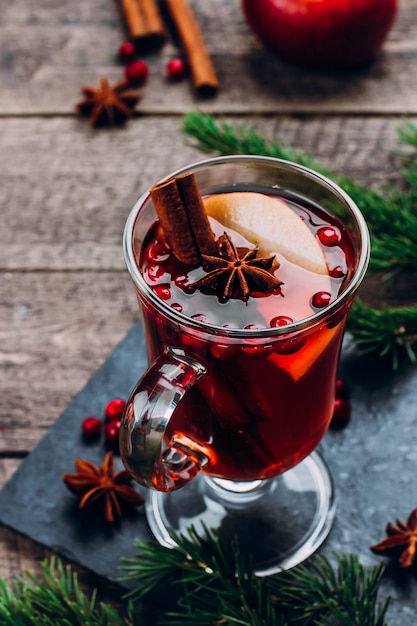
[123, 155, 370, 339]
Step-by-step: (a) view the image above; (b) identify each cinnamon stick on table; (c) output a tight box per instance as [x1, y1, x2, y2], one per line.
[164, 0, 219, 97]
[118, 0, 166, 52]
[149, 173, 216, 265]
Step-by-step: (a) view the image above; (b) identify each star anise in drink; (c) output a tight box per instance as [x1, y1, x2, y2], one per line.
[189, 232, 283, 302]
[370, 507, 417, 568]
[62, 451, 145, 522]
[76, 77, 141, 127]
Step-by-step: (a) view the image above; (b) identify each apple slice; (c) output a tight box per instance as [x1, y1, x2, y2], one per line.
[204, 192, 328, 275]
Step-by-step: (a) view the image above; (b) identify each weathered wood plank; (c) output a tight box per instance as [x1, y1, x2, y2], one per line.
[0, 117, 201, 271]
[0, 115, 412, 268]
[0, 458, 21, 490]
[0, 0, 416, 115]
[0, 271, 137, 452]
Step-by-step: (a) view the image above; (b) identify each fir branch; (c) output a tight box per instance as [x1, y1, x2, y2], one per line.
[181, 112, 417, 366]
[347, 300, 417, 367]
[120, 537, 196, 600]
[267, 553, 389, 626]
[0, 557, 133, 626]
[0, 533, 391, 626]
[181, 111, 327, 175]
[396, 118, 417, 151]
[181, 113, 417, 274]
[181, 112, 417, 261]
[395, 120, 417, 188]
[120, 527, 389, 626]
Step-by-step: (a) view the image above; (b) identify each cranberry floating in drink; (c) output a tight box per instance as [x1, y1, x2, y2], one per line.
[120, 156, 369, 573]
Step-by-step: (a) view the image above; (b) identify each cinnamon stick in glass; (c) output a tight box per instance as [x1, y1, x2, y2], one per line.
[150, 173, 216, 264]
[150, 178, 200, 265]
[176, 173, 217, 256]
[164, 0, 219, 97]
[118, 0, 166, 52]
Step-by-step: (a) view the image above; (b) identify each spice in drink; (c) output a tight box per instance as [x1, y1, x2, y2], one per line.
[190, 232, 282, 302]
[149, 173, 216, 265]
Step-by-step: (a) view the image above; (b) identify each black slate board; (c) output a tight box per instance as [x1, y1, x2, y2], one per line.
[1, 322, 417, 622]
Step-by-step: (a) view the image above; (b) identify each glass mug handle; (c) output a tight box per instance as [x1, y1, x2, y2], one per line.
[119, 347, 209, 492]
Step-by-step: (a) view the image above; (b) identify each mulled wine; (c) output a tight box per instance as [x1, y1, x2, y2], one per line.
[120, 156, 369, 572]
[133, 189, 352, 482]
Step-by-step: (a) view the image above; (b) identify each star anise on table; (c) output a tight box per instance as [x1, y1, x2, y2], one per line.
[76, 77, 141, 127]
[190, 232, 283, 302]
[62, 451, 145, 522]
[370, 507, 417, 568]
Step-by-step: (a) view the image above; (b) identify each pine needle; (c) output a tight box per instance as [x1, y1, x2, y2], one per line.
[0, 557, 133, 626]
[181, 111, 327, 174]
[0, 532, 390, 625]
[396, 118, 417, 150]
[119, 527, 389, 626]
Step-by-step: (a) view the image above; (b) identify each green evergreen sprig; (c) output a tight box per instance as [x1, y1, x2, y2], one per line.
[0, 531, 391, 625]
[0, 557, 134, 626]
[181, 112, 417, 367]
[120, 525, 389, 626]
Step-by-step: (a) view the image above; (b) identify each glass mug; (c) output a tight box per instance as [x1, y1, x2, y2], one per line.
[120, 155, 369, 574]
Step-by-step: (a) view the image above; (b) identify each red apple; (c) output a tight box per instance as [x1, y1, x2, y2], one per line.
[242, 0, 398, 69]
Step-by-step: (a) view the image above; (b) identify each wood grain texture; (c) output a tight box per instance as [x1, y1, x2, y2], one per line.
[0, 0, 416, 114]
[1, 115, 408, 272]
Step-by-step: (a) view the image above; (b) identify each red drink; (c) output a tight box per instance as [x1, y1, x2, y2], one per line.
[121, 157, 369, 572]
[133, 190, 353, 482]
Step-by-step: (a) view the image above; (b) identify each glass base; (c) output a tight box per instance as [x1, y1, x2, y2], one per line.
[145, 450, 336, 576]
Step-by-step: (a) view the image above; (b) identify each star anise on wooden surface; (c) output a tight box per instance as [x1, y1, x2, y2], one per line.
[76, 77, 141, 127]
[62, 451, 145, 522]
[190, 232, 283, 302]
[370, 507, 417, 568]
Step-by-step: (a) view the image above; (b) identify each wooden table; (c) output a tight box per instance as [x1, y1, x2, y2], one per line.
[1, 0, 417, 618]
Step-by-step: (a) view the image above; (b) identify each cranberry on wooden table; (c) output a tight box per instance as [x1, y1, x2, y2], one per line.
[166, 58, 186, 79]
[118, 41, 137, 64]
[125, 60, 149, 85]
